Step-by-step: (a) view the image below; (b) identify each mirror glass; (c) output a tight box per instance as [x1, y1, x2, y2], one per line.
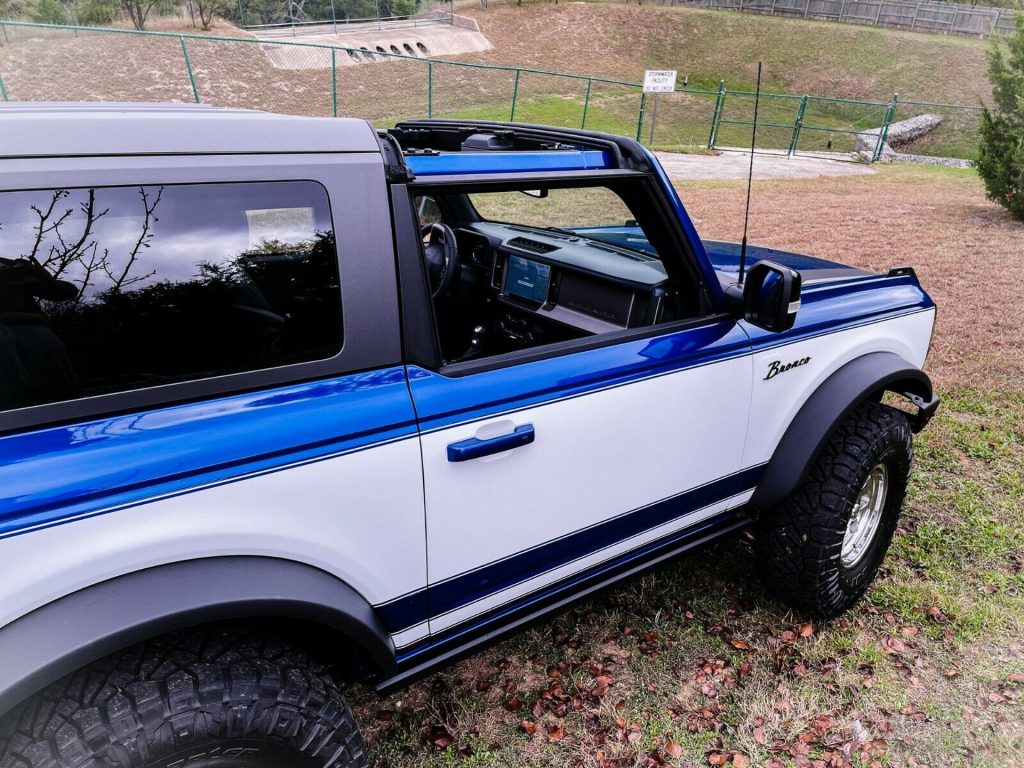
[756, 269, 784, 326]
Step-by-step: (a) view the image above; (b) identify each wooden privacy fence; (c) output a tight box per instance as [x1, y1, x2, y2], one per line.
[678, 0, 1019, 39]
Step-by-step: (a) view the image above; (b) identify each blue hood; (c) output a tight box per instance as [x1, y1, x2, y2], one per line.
[568, 227, 870, 286]
[702, 240, 870, 284]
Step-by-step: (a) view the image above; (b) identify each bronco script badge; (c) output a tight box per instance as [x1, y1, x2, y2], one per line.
[764, 356, 811, 380]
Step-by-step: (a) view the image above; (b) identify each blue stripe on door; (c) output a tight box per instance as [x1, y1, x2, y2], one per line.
[408, 319, 751, 433]
[0, 366, 419, 539]
[375, 463, 762, 634]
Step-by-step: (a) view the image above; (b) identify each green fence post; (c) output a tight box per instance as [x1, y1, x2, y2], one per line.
[635, 91, 647, 143]
[873, 92, 898, 162]
[788, 94, 808, 156]
[287, 0, 295, 36]
[331, 48, 337, 117]
[427, 60, 433, 117]
[708, 79, 725, 148]
[0, 72, 8, 102]
[580, 78, 592, 129]
[510, 68, 521, 121]
[179, 36, 200, 103]
[236, 0, 244, 28]
[329, 0, 337, 32]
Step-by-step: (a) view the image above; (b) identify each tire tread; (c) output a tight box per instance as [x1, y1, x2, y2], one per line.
[755, 401, 913, 618]
[0, 631, 367, 768]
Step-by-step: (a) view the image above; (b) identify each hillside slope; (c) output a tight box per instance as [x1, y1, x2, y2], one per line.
[0, 4, 989, 157]
[458, 3, 991, 104]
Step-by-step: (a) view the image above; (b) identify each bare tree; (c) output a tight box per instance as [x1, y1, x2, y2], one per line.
[104, 187, 161, 291]
[17, 186, 162, 300]
[195, 0, 227, 30]
[25, 189, 111, 300]
[120, 0, 169, 30]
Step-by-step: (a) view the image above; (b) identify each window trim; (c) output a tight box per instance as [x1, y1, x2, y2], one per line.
[438, 312, 736, 378]
[0, 177, 350, 436]
[399, 170, 719, 376]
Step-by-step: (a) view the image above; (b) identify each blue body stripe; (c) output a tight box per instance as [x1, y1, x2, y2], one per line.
[376, 463, 763, 635]
[408, 318, 750, 433]
[377, 465, 760, 640]
[407, 278, 932, 435]
[406, 150, 611, 176]
[0, 366, 419, 539]
[394, 508, 745, 662]
[747, 274, 934, 353]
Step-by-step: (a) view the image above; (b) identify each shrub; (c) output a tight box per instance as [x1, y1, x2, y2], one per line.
[76, 0, 118, 23]
[977, 17, 1024, 220]
[28, 0, 67, 23]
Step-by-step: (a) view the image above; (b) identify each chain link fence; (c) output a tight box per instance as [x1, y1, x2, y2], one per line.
[0, 20, 983, 161]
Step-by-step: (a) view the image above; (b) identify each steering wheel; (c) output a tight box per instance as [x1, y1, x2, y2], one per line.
[421, 222, 459, 299]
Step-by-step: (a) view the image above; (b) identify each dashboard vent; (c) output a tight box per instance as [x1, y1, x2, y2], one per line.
[491, 257, 505, 290]
[508, 236, 558, 254]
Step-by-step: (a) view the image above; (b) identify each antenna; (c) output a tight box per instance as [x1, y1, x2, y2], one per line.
[737, 61, 763, 286]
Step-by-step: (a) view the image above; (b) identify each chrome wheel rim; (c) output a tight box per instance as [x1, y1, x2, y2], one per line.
[841, 463, 889, 569]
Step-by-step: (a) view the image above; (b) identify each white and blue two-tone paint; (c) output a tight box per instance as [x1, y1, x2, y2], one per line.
[0, 106, 939, 723]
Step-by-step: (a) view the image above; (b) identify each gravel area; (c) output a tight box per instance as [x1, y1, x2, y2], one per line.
[654, 150, 876, 181]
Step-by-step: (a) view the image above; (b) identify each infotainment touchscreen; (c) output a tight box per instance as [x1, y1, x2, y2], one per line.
[504, 255, 551, 304]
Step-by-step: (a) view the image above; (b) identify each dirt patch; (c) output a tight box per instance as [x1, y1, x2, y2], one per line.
[678, 165, 1024, 390]
[656, 150, 876, 180]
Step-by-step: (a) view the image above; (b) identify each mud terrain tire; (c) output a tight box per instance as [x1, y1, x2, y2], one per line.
[0, 630, 367, 768]
[755, 401, 913, 618]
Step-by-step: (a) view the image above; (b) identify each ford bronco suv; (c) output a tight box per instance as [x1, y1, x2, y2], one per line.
[0, 104, 938, 768]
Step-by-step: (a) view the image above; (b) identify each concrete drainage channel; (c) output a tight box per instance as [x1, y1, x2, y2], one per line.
[257, 15, 491, 70]
[344, 40, 430, 63]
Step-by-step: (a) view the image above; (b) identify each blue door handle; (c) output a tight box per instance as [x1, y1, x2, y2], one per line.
[447, 424, 535, 462]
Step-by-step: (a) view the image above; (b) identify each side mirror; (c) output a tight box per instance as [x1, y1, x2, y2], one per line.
[727, 260, 802, 333]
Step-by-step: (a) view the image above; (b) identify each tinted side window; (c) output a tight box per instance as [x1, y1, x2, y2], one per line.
[0, 181, 341, 412]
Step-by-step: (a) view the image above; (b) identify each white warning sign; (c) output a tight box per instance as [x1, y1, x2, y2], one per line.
[642, 69, 678, 93]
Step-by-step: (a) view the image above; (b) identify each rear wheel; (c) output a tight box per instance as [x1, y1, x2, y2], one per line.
[755, 400, 913, 618]
[0, 630, 368, 768]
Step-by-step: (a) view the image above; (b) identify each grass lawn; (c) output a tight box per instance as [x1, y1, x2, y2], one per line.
[348, 164, 1024, 767]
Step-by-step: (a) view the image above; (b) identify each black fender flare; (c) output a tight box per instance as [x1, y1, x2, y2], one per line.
[0, 556, 396, 718]
[749, 351, 938, 511]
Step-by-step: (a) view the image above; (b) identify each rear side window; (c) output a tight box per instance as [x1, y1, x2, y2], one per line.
[0, 181, 341, 412]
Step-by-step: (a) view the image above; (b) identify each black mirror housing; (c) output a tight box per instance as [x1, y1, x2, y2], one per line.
[725, 260, 802, 333]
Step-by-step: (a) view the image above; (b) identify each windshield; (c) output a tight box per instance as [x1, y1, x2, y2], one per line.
[467, 187, 657, 256]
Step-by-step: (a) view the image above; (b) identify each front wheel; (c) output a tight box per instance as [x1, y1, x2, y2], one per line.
[755, 400, 913, 618]
[0, 630, 368, 768]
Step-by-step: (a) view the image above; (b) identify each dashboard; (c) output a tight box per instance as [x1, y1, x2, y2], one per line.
[455, 222, 675, 348]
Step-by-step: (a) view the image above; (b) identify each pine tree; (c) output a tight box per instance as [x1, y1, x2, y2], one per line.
[977, 16, 1024, 220]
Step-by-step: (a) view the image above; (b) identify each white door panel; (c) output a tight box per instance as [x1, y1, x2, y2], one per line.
[409, 320, 754, 634]
[420, 353, 752, 582]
